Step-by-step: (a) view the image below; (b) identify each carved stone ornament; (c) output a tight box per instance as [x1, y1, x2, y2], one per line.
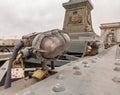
[69, 11, 82, 24]
[87, 11, 91, 25]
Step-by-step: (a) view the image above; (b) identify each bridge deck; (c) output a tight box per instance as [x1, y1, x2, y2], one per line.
[0, 45, 120, 95]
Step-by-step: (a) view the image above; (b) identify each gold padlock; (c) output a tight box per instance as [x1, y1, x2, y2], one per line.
[32, 68, 48, 80]
[86, 45, 92, 53]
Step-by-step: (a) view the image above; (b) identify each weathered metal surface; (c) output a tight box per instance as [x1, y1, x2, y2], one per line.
[0, 52, 12, 61]
[0, 78, 38, 94]
[21, 29, 71, 60]
[0, 61, 9, 82]
[1, 45, 120, 95]
[32, 29, 70, 59]
[1, 29, 71, 89]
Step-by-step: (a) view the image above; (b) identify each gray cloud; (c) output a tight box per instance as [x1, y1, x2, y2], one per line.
[0, 0, 120, 38]
[0, 0, 68, 38]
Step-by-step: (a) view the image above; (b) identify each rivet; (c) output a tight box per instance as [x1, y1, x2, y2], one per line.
[114, 67, 120, 71]
[74, 70, 82, 75]
[56, 74, 64, 80]
[52, 83, 65, 92]
[82, 61, 88, 64]
[73, 66, 80, 70]
[112, 77, 120, 83]
[115, 62, 120, 65]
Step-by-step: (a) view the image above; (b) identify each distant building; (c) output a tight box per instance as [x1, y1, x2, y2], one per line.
[0, 39, 20, 52]
[100, 22, 120, 47]
[0, 39, 18, 46]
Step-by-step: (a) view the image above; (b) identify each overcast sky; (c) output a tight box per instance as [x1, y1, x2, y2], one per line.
[0, 0, 120, 39]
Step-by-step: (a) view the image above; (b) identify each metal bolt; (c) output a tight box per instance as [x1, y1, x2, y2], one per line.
[82, 61, 88, 64]
[114, 67, 120, 71]
[115, 62, 120, 65]
[73, 66, 80, 70]
[112, 77, 120, 83]
[52, 83, 65, 92]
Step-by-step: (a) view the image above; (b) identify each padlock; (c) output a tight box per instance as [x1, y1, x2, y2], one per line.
[32, 68, 48, 80]
[11, 57, 24, 79]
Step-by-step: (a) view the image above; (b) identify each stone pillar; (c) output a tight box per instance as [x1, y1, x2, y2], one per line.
[100, 22, 120, 48]
[63, 0, 93, 33]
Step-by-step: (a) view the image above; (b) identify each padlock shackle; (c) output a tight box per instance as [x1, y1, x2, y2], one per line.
[12, 54, 24, 68]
